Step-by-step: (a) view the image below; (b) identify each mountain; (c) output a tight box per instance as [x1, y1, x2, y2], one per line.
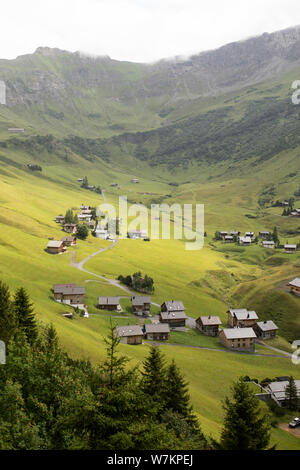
[1, 25, 300, 138]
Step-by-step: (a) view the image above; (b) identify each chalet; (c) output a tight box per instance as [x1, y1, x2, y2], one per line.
[245, 232, 255, 239]
[46, 240, 65, 254]
[63, 223, 77, 234]
[227, 308, 258, 328]
[131, 296, 151, 316]
[253, 320, 279, 339]
[97, 296, 121, 311]
[80, 205, 91, 211]
[288, 278, 300, 296]
[53, 284, 85, 308]
[259, 231, 271, 239]
[285, 244, 297, 254]
[131, 178, 139, 183]
[230, 230, 240, 237]
[77, 178, 83, 182]
[160, 301, 186, 328]
[116, 325, 143, 345]
[267, 380, 300, 407]
[55, 215, 65, 224]
[78, 213, 92, 222]
[224, 235, 234, 243]
[239, 236, 252, 246]
[262, 240, 275, 249]
[220, 231, 228, 238]
[144, 323, 170, 341]
[95, 227, 109, 239]
[88, 185, 95, 191]
[128, 230, 148, 239]
[81, 209, 92, 215]
[61, 236, 76, 247]
[219, 328, 257, 352]
[196, 316, 222, 337]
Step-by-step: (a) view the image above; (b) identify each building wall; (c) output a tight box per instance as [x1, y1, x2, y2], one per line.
[290, 286, 300, 296]
[220, 331, 255, 352]
[146, 333, 169, 341]
[97, 304, 119, 311]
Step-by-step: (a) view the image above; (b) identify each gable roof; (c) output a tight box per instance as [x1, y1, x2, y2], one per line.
[132, 296, 151, 305]
[47, 240, 63, 248]
[228, 309, 258, 320]
[289, 278, 300, 288]
[285, 244, 297, 249]
[162, 300, 185, 312]
[268, 381, 300, 401]
[221, 328, 257, 339]
[53, 284, 85, 295]
[160, 311, 187, 320]
[256, 320, 278, 332]
[98, 296, 120, 305]
[197, 316, 222, 326]
[116, 325, 143, 337]
[145, 323, 170, 334]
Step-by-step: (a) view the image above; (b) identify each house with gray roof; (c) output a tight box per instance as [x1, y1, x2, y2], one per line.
[253, 320, 279, 339]
[160, 301, 187, 328]
[288, 278, 300, 296]
[227, 308, 258, 328]
[47, 240, 65, 254]
[53, 283, 85, 308]
[131, 296, 151, 316]
[115, 325, 143, 345]
[239, 236, 252, 246]
[267, 380, 300, 407]
[285, 244, 297, 254]
[219, 328, 257, 352]
[196, 316, 222, 337]
[97, 297, 121, 311]
[144, 323, 170, 341]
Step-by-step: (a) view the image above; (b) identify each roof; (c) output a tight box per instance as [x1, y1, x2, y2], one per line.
[285, 244, 297, 249]
[47, 240, 63, 248]
[256, 320, 278, 332]
[145, 323, 170, 334]
[221, 328, 257, 339]
[197, 316, 222, 326]
[64, 223, 77, 227]
[98, 296, 120, 305]
[239, 236, 252, 243]
[268, 381, 300, 401]
[162, 300, 185, 312]
[289, 278, 300, 288]
[53, 284, 85, 295]
[228, 309, 258, 320]
[160, 311, 187, 320]
[61, 236, 76, 241]
[116, 325, 143, 337]
[262, 240, 274, 245]
[132, 296, 151, 305]
[259, 231, 270, 234]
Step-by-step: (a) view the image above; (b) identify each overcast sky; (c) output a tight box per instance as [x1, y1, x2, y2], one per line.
[1, 0, 300, 63]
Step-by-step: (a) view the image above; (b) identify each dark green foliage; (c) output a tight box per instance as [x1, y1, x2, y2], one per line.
[219, 377, 272, 450]
[141, 345, 166, 404]
[285, 376, 299, 411]
[81, 176, 89, 189]
[76, 224, 89, 240]
[118, 271, 154, 293]
[0, 281, 17, 345]
[13, 287, 37, 344]
[64, 209, 78, 224]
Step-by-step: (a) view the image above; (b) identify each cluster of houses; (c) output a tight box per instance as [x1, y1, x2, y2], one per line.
[219, 230, 298, 253]
[47, 205, 95, 254]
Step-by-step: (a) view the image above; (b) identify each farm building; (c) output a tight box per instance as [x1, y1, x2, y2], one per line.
[285, 244, 297, 254]
[227, 308, 258, 328]
[230, 230, 240, 237]
[219, 328, 257, 352]
[131, 178, 139, 183]
[53, 284, 85, 309]
[253, 320, 278, 339]
[144, 323, 170, 341]
[63, 223, 78, 234]
[116, 325, 143, 345]
[220, 231, 228, 238]
[131, 296, 151, 316]
[245, 232, 255, 239]
[259, 231, 271, 239]
[97, 297, 121, 311]
[46, 240, 65, 254]
[224, 235, 234, 243]
[239, 236, 252, 246]
[288, 278, 300, 296]
[261, 240, 275, 249]
[160, 301, 186, 328]
[55, 215, 65, 224]
[267, 380, 300, 407]
[196, 316, 222, 337]
[80, 205, 91, 210]
[94, 227, 109, 239]
[61, 236, 76, 247]
[78, 214, 92, 222]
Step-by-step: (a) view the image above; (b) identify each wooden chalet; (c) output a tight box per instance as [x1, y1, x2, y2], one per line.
[239, 236, 252, 246]
[61, 236, 76, 247]
[288, 278, 300, 296]
[259, 231, 271, 239]
[196, 316, 222, 337]
[160, 301, 187, 328]
[131, 295, 151, 316]
[47, 240, 65, 254]
[262, 240, 275, 249]
[55, 215, 65, 224]
[53, 283, 85, 308]
[253, 320, 278, 340]
[285, 244, 297, 254]
[227, 308, 258, 328]
[116, 325, 143, 345]
[63, 223, 78, 234]
[144, 323, 170, 341]
[219, 328, 257, 352]
[97, 296, 121, 311]
[224, 235, 234, 243]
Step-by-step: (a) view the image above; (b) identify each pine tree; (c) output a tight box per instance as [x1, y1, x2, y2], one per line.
[141, 345, 166, 402]
[0, 281, 17, 344]
[13, 287, 37, 344]
[285, 376, 299, 411]
[220, 377, 271, 450]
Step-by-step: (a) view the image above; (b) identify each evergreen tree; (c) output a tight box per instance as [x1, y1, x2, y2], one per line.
[13, 287, 37, 344]
[65, 209, 77, 224]
[285, 376, 299, 411]
[81, 176, 89, 189]
[141, 345, 166, 404]
[164, 360, 191, 417]
[0, 281, 17, 345]
[76, 224, 89, 240]
[100, 322, 130, 389]
[219, 377, 272, 450]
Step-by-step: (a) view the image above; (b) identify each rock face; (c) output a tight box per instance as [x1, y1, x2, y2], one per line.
[1, 25, 300, 113]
